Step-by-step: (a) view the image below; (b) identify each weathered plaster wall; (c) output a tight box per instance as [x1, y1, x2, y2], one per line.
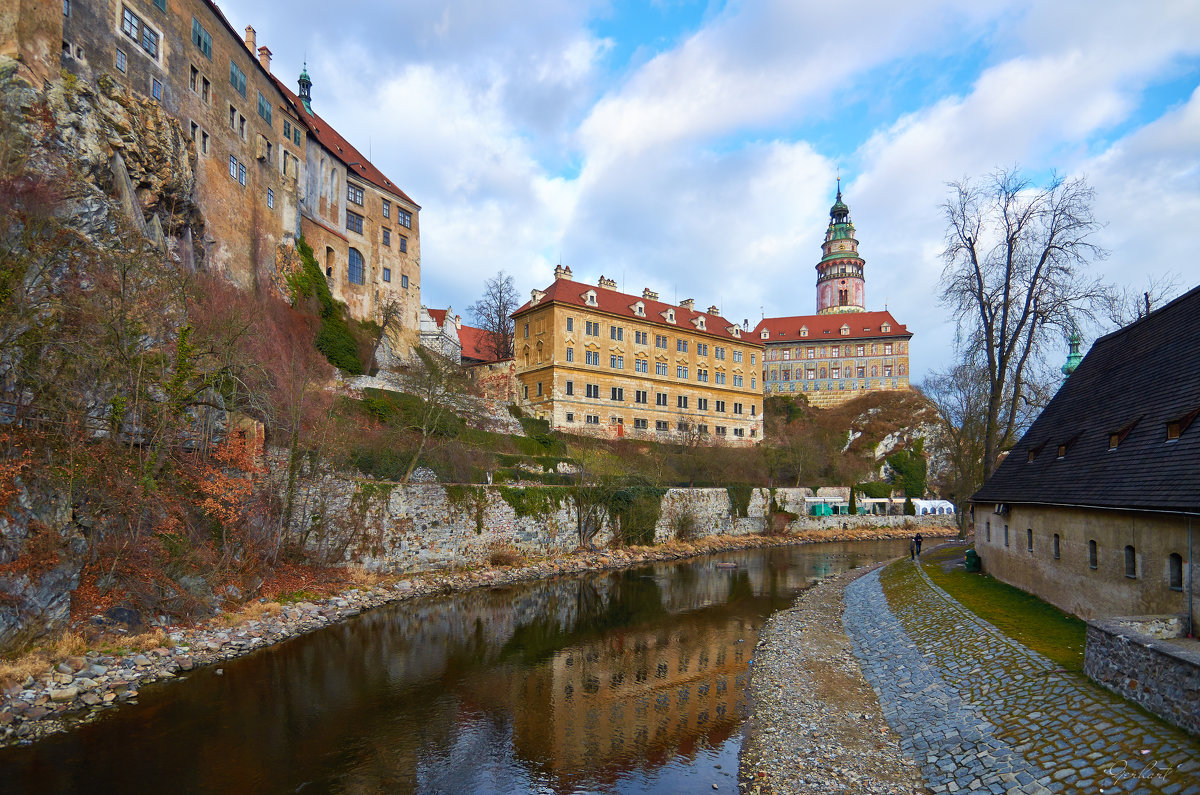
[1084, 618, 1200, 736]
[973, 504, 1195, 625]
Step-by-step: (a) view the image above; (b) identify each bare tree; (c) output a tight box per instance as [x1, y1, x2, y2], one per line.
[401, 347, 467, 482]
[369, 291, 405, 371]
[467, 271, 517, 361]
[920, 363, 991, 530]
[939, 168, 1110, 477]
[1103, 272, 1181, 329]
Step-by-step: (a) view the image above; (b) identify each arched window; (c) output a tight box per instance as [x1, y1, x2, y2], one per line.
[1169, 553, 1183, 590]
[325, 247, 334, 278]
[1052, 533, 1060, 560]
[1124, 545, 1137, 579]
[1088, 540, 1098, 569]
[348, 248, 364, 284]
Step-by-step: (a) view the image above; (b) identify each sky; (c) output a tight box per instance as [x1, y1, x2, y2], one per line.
[218, 0, 1200, 380]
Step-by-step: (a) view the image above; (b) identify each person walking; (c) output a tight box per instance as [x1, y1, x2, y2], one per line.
[909, 539, 916, 560]
[914, 533, 923, 557]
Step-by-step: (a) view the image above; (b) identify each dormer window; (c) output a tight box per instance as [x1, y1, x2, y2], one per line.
[665, 309, 675, 323]
[1108, 433, 1121, 450]
[881, 323, 891, 333]
[696, 316, 706, 330]
[760, 330, 769, 340]
[1027, 450, 1036, 463]
[633, 301, 645, 316]
[584, 290, 597, 306]
[840, 325, 850, 336]
[1166, 408, 1199, 441]
[1056, 444, 1067, 458]
[800, 326, 808, 337]
[732, 328, 741, 338]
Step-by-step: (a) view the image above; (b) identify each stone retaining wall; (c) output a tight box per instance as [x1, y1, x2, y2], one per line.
[292, 479, 956, 574]
[1083, 617, 1200, 736]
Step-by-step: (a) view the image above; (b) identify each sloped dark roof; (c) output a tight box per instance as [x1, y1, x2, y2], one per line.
[973, 284, 1200, 514]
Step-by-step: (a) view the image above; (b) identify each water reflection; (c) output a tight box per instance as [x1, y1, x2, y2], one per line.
[0, 540, 907, 793]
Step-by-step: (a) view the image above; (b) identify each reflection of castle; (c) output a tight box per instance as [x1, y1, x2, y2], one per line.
[510, 614, 752, 781]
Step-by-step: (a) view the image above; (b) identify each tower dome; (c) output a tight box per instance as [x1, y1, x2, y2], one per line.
[815, 179, 866, 314]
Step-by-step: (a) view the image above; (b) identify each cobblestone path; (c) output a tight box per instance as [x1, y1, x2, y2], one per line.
[844, 561, 1200, 795]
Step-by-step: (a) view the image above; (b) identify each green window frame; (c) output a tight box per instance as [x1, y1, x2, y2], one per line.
[191, 17, 212, 59]
[229, 60, 247, 97]
[256, 91, 272, 125]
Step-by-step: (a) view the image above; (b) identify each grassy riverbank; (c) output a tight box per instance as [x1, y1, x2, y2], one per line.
[917, 543, 1087, 670]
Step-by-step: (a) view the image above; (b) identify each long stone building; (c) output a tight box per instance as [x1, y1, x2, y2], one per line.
[6, 0, 420, 353]
[512, 267, 764, 444]
[971, 284, 1199, 627]
[755, 184, 912, 408]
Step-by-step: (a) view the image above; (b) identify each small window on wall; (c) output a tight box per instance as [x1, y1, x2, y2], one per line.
[1026, 528, 1033, 552]
[382, 267, 391, 283]
[116, 48, 127, 73]
[399, 236, 407, 253]
[1052, 533, 1060, 559]
[266, 188, 274, 209]
[347, 248, 364, 285]
[401, 274, 409, 288]
[1169, 553, 1183, 590]
[1003, 524, 1009, 547]
[1124, 545, 1136, 578]
[1088, 540, 1098, 569]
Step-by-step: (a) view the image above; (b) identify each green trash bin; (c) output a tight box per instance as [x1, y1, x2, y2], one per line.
[964, 548, 981, 572]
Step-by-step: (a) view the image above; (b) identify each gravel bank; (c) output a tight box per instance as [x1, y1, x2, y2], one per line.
[739, 565, 928, 794]
[1, 525, 954, 749]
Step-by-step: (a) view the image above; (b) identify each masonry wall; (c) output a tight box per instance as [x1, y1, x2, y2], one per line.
[1083, 617, 1200, 736]
[293, 481, 954, 574]
[973, 504, 1196, 627]
[60, 0, 300, 289]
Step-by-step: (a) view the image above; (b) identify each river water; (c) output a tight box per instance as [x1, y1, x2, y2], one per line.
[0, 540, 908, 793]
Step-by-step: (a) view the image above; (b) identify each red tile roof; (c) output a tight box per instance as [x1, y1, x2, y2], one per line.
[753, 311, 911, 342]
[427, 308, 449, 326]
[513, 278, 761, 345]
[272, 77, 418, 208]
[458, 324, 505, 364]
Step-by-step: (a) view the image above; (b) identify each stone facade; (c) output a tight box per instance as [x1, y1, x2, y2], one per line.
[290, 480, 952, 574]
[60, 1, 302, 291]
[512, 268, 765, 445]
[17, 1, 421, 340]
[973, 505, 1195, 627]
[281, 71, 421, 348]
[1084, 616, 1200, 736]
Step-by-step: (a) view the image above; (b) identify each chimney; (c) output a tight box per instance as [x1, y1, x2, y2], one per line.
[598, 275, 617, 290]
[454, 314, 461, 329]
[743, 319, 749, 331]
[642, 288, 658, 300]
[553, 264, 567, 280]
[244, 26, 256, 54]
[708, 305, 720, 315]
[258, 45, 272, 73]
[679, 298, 695, 310]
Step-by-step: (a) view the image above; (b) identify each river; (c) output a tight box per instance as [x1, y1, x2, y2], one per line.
[0, 539, 909, 793]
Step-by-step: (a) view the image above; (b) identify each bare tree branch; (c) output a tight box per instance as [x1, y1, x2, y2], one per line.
[467, 271, 517, 361]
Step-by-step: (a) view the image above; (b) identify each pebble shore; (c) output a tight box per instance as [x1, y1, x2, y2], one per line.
[739, 565, 928, 794]
[0, 524, 955, 749]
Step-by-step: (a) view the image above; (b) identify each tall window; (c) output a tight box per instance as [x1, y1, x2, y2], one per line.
[1052, 533, 1060, 559]
[348, 248, 364, 285]
[1088, 540, 1098, 569]
[346, 210, 364, 234]
[1026, 528, 1033, 552]
[192, 17, 212, 58]
[1169, 553, 1184, 590]
[229, 60, 247, 97]
[398, 209, 412, 229]
[1124, 545, 1136, 578]
[347, 183, 364, 205]
[1003, 524, 1009, 547]
[382, 267, 390, 282]
[256, 91, 272, 125]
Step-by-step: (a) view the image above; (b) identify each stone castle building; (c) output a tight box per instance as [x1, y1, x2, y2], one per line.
[755, 183, 911, 408]
[512, 267, 764, 444]
[6, 0, 420, 354]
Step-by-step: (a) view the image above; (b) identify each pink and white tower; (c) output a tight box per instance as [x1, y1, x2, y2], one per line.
[815, 180, 866, 315]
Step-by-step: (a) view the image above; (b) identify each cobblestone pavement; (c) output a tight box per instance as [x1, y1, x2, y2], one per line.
[844, 560, 1200, 795]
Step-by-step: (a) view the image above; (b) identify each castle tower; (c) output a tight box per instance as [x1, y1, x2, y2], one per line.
[816, 180, 866, 314]
[297, 63, 312, 113]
